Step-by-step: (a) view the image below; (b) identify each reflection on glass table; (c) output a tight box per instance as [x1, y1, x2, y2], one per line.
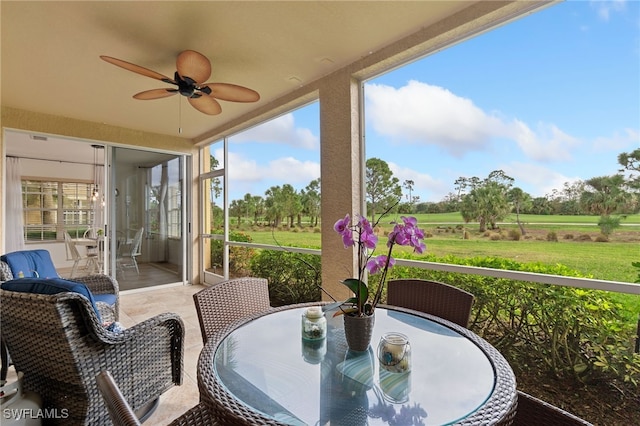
[207, 305, 517, 426]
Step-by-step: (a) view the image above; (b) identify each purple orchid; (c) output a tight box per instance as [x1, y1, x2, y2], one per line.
[333, 210, 426, 316]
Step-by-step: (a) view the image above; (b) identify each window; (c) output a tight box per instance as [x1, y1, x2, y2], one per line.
[147, 158, 182, 239]
[23, 180, 94, 241]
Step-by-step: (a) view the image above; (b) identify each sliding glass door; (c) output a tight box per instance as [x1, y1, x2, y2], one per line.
[109, 147, 189, 290]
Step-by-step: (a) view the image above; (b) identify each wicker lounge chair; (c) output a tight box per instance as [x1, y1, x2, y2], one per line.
[386, 279, 475, 328]
[0, 249, 119, 321]
[0, 287, 184, 425]
[193, 277, 271, 344]
[0, 249, 120, 384]
[513, 391, 593, 425]
[96, 370, 217, 426]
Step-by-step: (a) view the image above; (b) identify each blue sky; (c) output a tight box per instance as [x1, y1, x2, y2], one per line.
[216, 0, 639, 204]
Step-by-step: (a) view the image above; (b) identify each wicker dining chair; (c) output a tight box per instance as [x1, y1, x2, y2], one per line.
[96, 371, 217, 426]
[513, 391, 593, 425]
[193, 277, 271, 345]
[0, 286, 184, 425]
[386, 279, 475, 328]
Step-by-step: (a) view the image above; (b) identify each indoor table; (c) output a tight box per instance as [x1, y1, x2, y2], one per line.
[198, 303, 517, 425]
[71, 237, 103, 273]
[71, 237, 99, 246]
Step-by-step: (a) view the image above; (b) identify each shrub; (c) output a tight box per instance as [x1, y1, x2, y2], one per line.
[576, 234, 592, 242]
[210, 231, 255, 276]
[546, 231, 558, 242]
[564, 234, 574, 240]
[594, 235, 609, 242]
[508, 229, 521, 241]
[385, 253, 640, 388]
[489, 233, 501, 241]
[598, 215, 621, 236]
[249, 250, 321, 306]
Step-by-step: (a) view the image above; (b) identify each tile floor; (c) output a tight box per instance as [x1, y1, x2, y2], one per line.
[119, 283, 206, 424]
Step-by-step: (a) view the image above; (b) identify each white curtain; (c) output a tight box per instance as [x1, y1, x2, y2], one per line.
[93, 164, 105, 230]
[157, 163, 168, 261]
[6, 157, 25, 252]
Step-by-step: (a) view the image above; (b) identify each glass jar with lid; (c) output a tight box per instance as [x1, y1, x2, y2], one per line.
[377, 332, 411, 373]
[301, 306, 326, 341]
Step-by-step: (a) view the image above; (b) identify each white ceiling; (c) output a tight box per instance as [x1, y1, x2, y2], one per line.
[2, 1, 551, 159]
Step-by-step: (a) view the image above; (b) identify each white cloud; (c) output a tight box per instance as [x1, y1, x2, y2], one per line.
[366, 81, 501, 157]
[267, 157, 320, 182]
[501, 162, 582, 198]
[506, 120, 581, 162]
[232, 113, 318, 149]
[592, 127, 640, 151]
[227, 151, 263, 182]
[591, 0, 627, 21]
[226, 151, 319, 196]
[388, 162, 450, 201]
[365, 80, 582, 163]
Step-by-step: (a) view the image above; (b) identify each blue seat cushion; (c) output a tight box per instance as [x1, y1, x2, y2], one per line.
[1, 277, 102, 323]
[94, 293, 117, 307]
[1, 250, 59, 279]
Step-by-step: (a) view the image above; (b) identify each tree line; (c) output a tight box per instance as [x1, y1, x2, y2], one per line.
[213, 148, 640, 234]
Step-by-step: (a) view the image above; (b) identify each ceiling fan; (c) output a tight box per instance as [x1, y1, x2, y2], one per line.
[100, 50, 260, 115]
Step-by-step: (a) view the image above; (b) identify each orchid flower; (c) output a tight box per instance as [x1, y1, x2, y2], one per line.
[333, 209, 426, 316]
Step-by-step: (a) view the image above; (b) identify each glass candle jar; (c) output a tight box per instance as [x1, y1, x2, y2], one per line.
[301, 306, 326, 341]
[377, 332, 411, 373]
[301, 338, 326, 364]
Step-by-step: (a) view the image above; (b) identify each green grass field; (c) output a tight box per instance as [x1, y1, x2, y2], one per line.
[236, 212, 640, 284]
[238, 212, 640, 317]
[248, 227, 639, 282]
[412, 212, 640, 225]
[241, 218, 640, 320]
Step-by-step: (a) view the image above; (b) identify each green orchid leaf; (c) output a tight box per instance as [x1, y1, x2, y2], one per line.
[342, 278, 369, 312]
[323, 301, 344, 312]
[333, 306, 358, 317]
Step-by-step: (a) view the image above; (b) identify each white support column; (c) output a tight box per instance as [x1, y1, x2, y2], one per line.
[319, 71, 364, 302]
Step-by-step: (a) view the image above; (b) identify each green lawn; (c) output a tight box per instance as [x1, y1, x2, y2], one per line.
[240, 217, 640, 319]
[412, 212, 640, 225]
[243, 225, 639, 283]
[237, 212, 640, 284]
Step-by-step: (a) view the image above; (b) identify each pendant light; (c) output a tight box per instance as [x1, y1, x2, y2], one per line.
[91, 144, 103, 202]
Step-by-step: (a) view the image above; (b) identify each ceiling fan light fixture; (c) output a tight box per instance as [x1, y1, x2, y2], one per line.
[101, 50, 259, 115]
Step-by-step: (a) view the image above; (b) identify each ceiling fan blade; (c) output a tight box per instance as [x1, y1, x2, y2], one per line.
[201, 83, 260, 103]
[188, 95, 222, 115]
[133, 89, 178, 100]
[100, 55, 175, 83]
[176, 50, 211, 84]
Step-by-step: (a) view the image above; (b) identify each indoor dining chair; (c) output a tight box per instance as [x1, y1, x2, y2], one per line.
[193, 277, 271, 344]
[64, 231, 99, 277]
[117, 227, 144, 275]
[96, 370, 216, 426]
[386, 278, 475, 328]
[512, 390, 593, 425]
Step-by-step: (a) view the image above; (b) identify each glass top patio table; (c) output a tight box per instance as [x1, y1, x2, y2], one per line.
[203, 304, 517, 425]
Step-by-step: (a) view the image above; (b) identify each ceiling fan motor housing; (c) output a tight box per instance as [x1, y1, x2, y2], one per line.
[176, 72, 197, 97]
